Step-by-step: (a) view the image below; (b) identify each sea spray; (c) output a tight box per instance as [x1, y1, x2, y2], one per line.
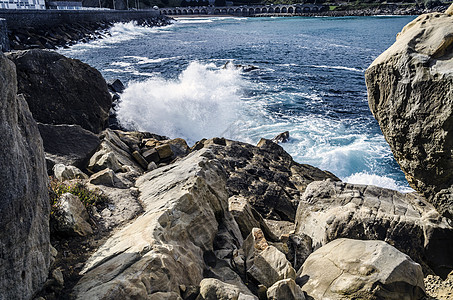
[117, 61, 245, 144]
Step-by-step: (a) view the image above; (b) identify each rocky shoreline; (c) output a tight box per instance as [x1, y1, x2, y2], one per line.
[7, 16, 172, 51]
[1, 5, 453, 300]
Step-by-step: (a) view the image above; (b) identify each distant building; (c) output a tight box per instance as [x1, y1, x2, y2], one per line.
[48, 0, 82, 9]
[0, 0, 46, 9]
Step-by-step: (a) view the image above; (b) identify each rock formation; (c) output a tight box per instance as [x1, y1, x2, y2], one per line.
[74, 149, 245, 298]
[298, 238, 426, 300]
[295, 180, 453, 277]
[194, 138, 339, 222]
[0, 52, 50, 299]
[7, 49, 112, 133]
[365, 6, 453, 218]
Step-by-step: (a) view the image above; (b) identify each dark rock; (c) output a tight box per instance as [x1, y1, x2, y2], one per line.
[38, 123, 101, 170]
[195, 138, 339, 222]
[0, 52, 50, 299]
[108, 78, 125, 93]
[7, 49, 112, 133]
[271, 131, 290, 144]
[142, 148, 160, 164]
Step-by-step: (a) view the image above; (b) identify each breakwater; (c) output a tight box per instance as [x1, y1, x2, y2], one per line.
[0, 9, 170, 50]
[0, 18, 8, 51]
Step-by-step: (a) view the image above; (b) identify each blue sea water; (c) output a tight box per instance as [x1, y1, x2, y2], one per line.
[59, 15, 416, 191]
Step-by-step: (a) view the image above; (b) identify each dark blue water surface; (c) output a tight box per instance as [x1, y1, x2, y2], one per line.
[60, 15, 416, 191]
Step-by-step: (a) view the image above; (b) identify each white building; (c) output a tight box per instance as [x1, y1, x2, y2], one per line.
[0, 0, 46, 9]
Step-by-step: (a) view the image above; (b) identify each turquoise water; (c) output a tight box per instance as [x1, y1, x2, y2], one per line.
[60, 15, 416, 191]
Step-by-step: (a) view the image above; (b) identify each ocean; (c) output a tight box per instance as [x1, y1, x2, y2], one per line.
[59, 15, 416, 192]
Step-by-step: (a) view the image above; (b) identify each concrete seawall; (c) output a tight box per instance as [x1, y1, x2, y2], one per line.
[0, 18, 8, 51]
[0, 9, 161, 30]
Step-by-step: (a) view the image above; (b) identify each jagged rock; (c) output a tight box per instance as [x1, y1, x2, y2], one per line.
[243, 228, 296, 288]
[38, 123, 101, 170]
[365, 9, 453, 218]
[74, 149, 241, 298]
[156, 144, 174, 160]
[228, 196, 260, 238]
[53, 163, 88, 181]
[298, 238, 425, 300]
[194, 138, 339, 222]
[166, 138, 190, 158]
[264, 219, 295, 239]
[107, 78, 125, 93]
[132, 150, 148, 169]
[88, 129, 142, 173]
[243, 228, 269, 262]
[247, 245, 296, 288]
[203, 259, 255, 298]
[198, 278, 258, 300]
[53, 193, 93, 237]
[0, 52, 50, 300]
[295, 180, 453, 277]
[271, 131, 290, 144]
[267, 279, 305, 300]
[142, 148, 159, 163]
[7, 49, 112, 133]
[286, 233, 313, 272]
[89, 168, 126, 188]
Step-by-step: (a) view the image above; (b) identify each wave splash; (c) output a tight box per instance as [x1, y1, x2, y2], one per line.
[117, 61, 245, 144]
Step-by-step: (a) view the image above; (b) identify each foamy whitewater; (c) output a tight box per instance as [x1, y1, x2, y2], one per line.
[59, 16, 417, 192]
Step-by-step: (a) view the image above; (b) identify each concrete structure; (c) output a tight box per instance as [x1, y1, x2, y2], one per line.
[0, 18, 8, 51]
[160, 4, 325, 16]
[0, 0, 45, 10]
[0, 9, 161, 30]
[48, 1, 83, 9]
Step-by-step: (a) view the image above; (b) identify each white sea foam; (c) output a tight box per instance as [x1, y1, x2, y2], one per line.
[117, 61, 245, 144]
[177, 19, 214, 24]
[309, 65, 364, 72]
[123, 55, 181, 64]
[344, 172, 414, 193]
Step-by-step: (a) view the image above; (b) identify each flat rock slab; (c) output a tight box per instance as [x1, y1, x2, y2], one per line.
[74, 149, 236, 299]
[299, 238, 425, 300]
[295, 180, 453, 277]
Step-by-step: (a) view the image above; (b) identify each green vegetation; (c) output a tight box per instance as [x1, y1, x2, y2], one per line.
[49, 177, 107, 211]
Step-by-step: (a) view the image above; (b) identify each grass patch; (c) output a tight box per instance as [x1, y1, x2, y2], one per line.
[49, 177, 107, 210]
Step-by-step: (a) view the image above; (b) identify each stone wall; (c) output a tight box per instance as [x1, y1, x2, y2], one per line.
[0, 9, 160, 30]
[0, 18, 8, 51]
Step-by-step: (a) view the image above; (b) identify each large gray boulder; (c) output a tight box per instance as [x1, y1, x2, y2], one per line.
[74, 149, 242, 299]
[7, 49, 112, 133]
[298, 238, 425, 300]
[294, 180, 453, 277]
[365, 7, 453, 218]
[0, 53, 50, 299]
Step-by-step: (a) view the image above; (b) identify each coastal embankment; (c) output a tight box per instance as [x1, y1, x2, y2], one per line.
[0, 9, 171, 50]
